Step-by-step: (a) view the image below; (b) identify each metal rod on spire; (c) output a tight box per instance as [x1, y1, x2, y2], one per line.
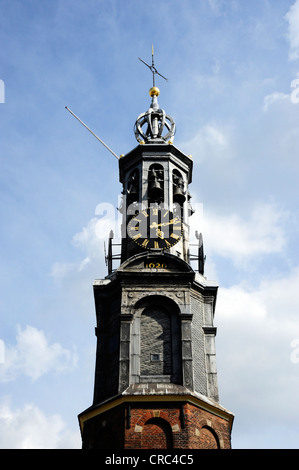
[65, 106, 119, 160]
[138, 46, 168, 87]
[152, 44, 155, 87]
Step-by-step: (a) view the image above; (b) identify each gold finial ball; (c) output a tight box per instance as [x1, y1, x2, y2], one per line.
[149, 86, 160, 97]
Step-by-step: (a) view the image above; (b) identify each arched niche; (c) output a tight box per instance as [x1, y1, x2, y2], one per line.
[130, 295, 182, 385]
[141, 417, 173, 449]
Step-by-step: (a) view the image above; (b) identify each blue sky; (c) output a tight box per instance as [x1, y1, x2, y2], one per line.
[1, 0, 299, 449]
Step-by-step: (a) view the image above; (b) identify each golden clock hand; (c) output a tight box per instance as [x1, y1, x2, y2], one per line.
[149, 221, 159, 228]
[150, 220, 177, 228]
[150, 221, 169, 228]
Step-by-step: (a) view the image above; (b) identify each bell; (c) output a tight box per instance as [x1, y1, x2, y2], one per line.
[148, 168, 163, 201]
[173, 179, 186, 205]
[149, 179, 163, 201]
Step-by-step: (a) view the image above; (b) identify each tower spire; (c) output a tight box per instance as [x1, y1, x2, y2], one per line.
[135, 47, 175, 144]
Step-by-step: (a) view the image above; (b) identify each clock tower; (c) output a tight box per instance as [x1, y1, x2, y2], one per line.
[78, 53, 234, 449]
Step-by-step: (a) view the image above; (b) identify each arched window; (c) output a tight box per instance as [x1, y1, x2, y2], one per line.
[135, 299, 182, 384]
[142, 417, 173, 449]
[130, 296, 183, 385]
[148, 164, 164, 204]
[197, 426, 220, 449]
[172, 169, 186, 205]
[127, 168, 139, 204]
[140, 306, 172, 376]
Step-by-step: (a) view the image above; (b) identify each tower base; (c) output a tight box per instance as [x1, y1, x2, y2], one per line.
[79, 384, 233, 449]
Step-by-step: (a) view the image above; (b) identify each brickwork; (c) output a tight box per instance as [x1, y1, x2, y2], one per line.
[141, 417, 173, 449]
[124, 402, 232, 449]
[125, 406, 181, 449]
[81, 400, 232, 449]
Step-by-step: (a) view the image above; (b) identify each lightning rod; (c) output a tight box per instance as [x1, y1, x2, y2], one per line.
[65, 106, 119, 160]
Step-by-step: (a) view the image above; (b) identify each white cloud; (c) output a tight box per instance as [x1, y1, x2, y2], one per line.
[263, 92, 290, 111]
[50, 218, 101, 282]
[51, 207, 119, 282]
[217, 268, 299, 373]
[0, 325, 77, 382]
[0, 398, 80, 448]
[218, 285, 267, 322]
[50, 260, 77, 280]
[194, 203, 287, 268]
[216, 267, 299, 447]
[285, 0, 299, 60]
[183, 123, 234, 164]
[73, 216, 105, 252]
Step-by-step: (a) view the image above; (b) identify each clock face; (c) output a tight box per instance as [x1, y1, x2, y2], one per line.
[127, 206, 182, 250]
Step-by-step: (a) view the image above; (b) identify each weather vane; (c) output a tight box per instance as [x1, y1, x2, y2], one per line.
[134, 46, 175, 144]
[138, 45, 168, 88]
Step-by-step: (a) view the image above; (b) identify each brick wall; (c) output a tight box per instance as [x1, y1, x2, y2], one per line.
[82, 400, 232, 449]
[124, 402, 231, 449]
